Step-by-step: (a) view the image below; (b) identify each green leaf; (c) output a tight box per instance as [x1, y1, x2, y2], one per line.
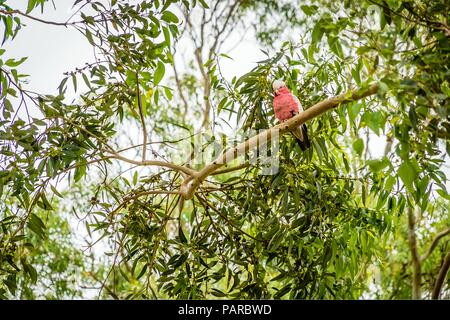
[23, 262, 37, 284]
[210, 288, 226, 297]
[5, 57, 27, 67]
[367, 157, 390, 173]
[82, 72, 91, 89]
[384, 175, 396, 194]
[72, 74, 77, 92]
[219, 53, 233, 60]
[136, 264, 147, 280]
[153, 61, 165, 86]
[274, 284, 291, 299]
[85, 29, 95, 45]
[351, 67, 361, 85]
[133, 171, 138, 185]
[347, 103, 362, 124]
[198, 0, 209, 9]
[38, 192, 54, 211]
[74, 163, 86, 182]
[50, 184, 63, 198]
[217, 97, 228, 113]
[28, 213, 47, 239]
[58, 77, 68, 95]
[327, 36, 343, 59]
[408, 107, 418, 129]
[5, 275, 17, 295]
[0, 170, 9, 178]
[179, 222, 187, 244]
[26, 0, 37, 13]
[162, 26, 171, 47]
[312, 139, 324, 162]
[377, 81, 389, 95]
[436, 189, 450, 201]
[164, 87, 173, 100]
[301, 5, 318, 16]
[161, 0, 173, 12]
[362, 111, 385, 135]
[268, 230, 283, 252]
[398, 161, 418, 192]
[440, 81, 450, 96]
[353, 138, 364, 157]
[161, 11, 179, 24]
[311, 24, 324, 45]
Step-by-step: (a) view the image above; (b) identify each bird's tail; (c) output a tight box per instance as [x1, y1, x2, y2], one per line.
[301, 124, 311, 150]
[290, 125, 311, 151]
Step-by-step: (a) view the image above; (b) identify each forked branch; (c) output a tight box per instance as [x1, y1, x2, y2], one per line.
[179, 83, 379, 199]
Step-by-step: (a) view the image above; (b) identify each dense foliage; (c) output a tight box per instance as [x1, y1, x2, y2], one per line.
[0, 0, 449, 299]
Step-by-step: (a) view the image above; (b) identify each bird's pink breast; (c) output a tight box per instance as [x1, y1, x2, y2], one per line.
[273, 93, 299, 121]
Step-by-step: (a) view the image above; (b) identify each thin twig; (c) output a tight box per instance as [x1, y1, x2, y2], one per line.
[0, 8, 79, 26]
[108, 151, 196, 176]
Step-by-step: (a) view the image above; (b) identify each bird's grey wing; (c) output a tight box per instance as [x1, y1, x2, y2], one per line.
[290, 126, 304, 141]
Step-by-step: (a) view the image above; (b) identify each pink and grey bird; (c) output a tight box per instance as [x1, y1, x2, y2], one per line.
[272, 80, 311, 151]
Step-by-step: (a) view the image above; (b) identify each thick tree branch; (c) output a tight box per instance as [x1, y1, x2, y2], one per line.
[432, 251, 450, 299]
[421, 227, 450, 263]
[408, 206, 422, 299]
[180, 83, 379, 199]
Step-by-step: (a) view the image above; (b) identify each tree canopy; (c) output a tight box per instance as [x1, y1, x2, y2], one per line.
[0, 0, 449, 299]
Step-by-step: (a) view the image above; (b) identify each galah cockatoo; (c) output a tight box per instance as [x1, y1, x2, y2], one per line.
[272, 79, 311, 151]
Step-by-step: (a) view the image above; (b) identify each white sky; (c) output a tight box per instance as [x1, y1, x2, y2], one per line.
[2, 1, 93, 97]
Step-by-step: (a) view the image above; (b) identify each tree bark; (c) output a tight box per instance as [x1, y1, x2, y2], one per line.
[432, 251, 450, 299]
[407, 207, 422, 300]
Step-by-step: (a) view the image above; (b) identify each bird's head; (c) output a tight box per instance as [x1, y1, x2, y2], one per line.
[272, 79, 287, 95]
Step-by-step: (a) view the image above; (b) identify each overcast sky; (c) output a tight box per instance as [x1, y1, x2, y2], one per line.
[2, 0, 266, 99]
[2, 1, 93, 97]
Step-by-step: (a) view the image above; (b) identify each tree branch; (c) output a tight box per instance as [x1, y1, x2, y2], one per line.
[432, 251, 450, 299]
[193, 47, 212, 129]
[0, 8, 78, 26]
[179, 83, 379, 199]
[421, 227, 450, 263]
[408, 206, 422, 299]
[108, 151, 197, 176]
[172, 61, 190, 121]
